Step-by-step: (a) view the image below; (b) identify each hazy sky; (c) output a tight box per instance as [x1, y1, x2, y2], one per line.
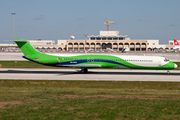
[0, 0, 180, 44]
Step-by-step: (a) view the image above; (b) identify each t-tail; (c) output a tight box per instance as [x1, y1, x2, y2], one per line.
[13, 39, 43, 61]
[174, 39, 179, 45]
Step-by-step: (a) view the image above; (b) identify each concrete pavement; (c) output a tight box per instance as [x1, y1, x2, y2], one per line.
[0, 68, 180, 81]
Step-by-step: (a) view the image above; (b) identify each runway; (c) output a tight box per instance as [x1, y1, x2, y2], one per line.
[0, 68, 180, 81]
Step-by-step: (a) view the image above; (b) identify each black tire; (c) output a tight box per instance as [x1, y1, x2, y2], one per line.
[84, 68, 88, 73]
[81, 68, 88, 73]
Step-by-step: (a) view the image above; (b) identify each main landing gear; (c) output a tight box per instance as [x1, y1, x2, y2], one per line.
[81, 68, 88, 73]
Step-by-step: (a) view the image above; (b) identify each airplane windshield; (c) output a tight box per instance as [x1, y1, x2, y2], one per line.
[164, 58, 169, 62]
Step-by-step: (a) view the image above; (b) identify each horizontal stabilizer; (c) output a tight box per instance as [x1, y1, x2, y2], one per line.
[13, 39, 28, 43]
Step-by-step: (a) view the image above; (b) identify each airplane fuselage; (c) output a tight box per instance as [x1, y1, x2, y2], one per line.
[14, 39, 178, 73]
[23, 54, 177, 70]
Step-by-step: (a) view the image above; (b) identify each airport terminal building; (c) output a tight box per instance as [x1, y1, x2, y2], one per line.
[0, 30, 176, 52]
[66, 31, 147, 52]
[60, 31, 175, 52]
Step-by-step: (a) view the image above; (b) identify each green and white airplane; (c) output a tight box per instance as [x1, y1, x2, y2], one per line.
[14, 39, 178, 73]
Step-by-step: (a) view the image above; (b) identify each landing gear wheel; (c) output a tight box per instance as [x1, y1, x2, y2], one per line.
[167, 70, 170, 74]
[81, 68, 88, 73]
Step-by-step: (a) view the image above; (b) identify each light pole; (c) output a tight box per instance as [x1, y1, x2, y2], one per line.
[11, 13, 16, 40]
[84, 33, 88, 40]
[84, 33, 88, 52]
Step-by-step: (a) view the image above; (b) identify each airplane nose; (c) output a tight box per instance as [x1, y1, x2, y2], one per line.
[175, 64, 178, 68]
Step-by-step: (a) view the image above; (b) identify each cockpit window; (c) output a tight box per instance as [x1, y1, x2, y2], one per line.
[164, 58, 169, 62]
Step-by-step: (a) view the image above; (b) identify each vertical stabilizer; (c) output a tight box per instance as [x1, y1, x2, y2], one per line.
[13, 39, 42, 58]
[174, 39, 179, 45]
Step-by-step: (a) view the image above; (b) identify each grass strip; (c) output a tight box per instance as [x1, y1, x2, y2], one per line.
[0, 80, 180, 119]
[0, 61, 53, 68]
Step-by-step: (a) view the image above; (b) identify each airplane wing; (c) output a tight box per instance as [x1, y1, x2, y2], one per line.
[61, 64, 102, 68]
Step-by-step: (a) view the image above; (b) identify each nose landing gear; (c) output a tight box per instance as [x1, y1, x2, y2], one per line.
[81, 68, 88, 73]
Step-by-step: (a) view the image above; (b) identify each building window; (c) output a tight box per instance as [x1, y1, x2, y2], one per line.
[153, 43, 155, 45]
[97, 37, 101, 40]
[90, 37, 95, 40]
